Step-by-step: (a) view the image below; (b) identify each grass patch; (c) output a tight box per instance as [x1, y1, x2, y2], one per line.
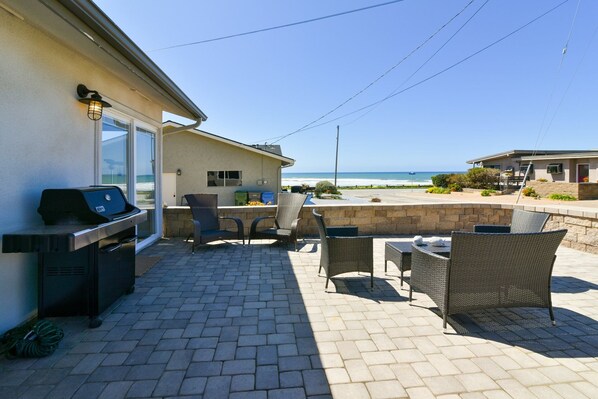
[426, 187, 451, 194]
[548, 193, 577, 201]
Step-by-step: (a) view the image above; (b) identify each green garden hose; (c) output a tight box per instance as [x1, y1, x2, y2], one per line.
[0, 320, 64, 358]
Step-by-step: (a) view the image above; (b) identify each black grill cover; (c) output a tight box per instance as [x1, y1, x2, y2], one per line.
[38, 186, 140, 225]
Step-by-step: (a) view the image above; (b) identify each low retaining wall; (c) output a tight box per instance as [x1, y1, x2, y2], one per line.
[527, 181, 598, 200]
[163, 203, 598, 255]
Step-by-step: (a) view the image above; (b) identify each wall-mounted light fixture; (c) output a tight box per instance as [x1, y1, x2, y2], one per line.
[176, 169, 182, 176]
[77, 84, 111, 121]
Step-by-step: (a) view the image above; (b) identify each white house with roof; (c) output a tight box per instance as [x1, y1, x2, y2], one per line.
[466, 149, 589, 178]
[163, 121, 295, 206]
[0, 0, 207, 333]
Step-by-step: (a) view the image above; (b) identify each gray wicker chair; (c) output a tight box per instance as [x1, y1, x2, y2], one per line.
[249, 193, 307, 251]
[474, 209, 549, 233]
[409, 229, 567, 329]
[185, 194, 244, 253]
[313, 209, 373, 289]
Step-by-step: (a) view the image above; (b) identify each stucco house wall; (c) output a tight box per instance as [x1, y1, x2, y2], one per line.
[163, 129, 289, 206]
[528, 158, 598, 183]
[0, 8, 162, 333]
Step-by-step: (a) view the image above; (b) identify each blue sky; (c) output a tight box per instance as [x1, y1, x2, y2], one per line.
[95, 0, 597, 172]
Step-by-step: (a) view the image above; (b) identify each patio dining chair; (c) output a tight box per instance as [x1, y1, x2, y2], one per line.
[184, 194, 244, 253]
[248, 192, 307, 251]
[474, 208, 549, 233]
[313, 209, 373, 289]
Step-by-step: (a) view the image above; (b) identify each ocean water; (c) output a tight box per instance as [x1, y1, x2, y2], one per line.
[282, 172, 463, 187]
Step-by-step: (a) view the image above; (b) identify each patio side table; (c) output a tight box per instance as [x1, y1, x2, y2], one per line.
[385, 241, 451, 287]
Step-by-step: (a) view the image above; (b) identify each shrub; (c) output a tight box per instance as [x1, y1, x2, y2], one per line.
[247, 201, 265, 206]
[370, 197, 381, 203]
[448, 183, 462, 192]
[537, 178, 548, 182]
[426, 187, 451, 194]
[480, 189, 496, 196]
[314, 180, 339, 198]
[521, 187, 537, 197]
[464, 167, 500, 189]
[548, 193, 577, 201]
[431, 174, 451, 188]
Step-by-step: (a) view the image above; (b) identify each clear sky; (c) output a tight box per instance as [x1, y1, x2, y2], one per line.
[95, 0, 597, 172]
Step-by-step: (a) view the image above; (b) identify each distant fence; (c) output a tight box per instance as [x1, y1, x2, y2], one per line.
[163, 203, 598, 255]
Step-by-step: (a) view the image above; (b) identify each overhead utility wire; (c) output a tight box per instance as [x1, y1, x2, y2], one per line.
[531, 0, 581, 155]
[275, 0, 571, 137]
[343, 0, 491, 127]
[150, 0, 405, 52]
[267, 0, 477, 144]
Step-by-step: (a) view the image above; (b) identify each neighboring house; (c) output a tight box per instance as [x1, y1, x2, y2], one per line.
[467, 149, 589, 179]
[163, 121, 295, 206]
[520, 151, 598, 183]
[0, 0, 206, 333]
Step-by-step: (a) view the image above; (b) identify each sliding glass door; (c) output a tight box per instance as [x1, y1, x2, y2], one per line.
[135, 126, 157, 243]
[100, 111, 160, 249]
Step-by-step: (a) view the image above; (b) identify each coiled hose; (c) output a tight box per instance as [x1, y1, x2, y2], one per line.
[0, 320, 64, 358]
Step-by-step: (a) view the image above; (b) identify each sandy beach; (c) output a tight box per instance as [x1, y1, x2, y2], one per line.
[311, 188, 598, 210]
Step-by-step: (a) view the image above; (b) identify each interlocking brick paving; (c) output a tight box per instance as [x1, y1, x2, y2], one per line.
[1, 237, 598, 398]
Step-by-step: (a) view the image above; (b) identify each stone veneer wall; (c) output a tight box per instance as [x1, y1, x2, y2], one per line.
[163, 203, 598, 255]
[527, 181, 598, 200]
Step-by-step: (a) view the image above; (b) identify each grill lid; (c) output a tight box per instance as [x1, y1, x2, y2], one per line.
[38, 186, 140, 225]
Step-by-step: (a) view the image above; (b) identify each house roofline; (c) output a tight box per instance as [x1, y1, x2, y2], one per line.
[467, 149, 589, 164]
[56, 0, 207, 122]
[521, 151, 598, 161]
[163, 121, 295, 167]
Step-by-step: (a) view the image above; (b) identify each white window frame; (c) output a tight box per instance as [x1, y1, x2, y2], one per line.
[96, 108, 162, 252]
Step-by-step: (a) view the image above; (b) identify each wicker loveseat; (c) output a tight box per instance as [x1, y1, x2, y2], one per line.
[410, 229, 567, 328]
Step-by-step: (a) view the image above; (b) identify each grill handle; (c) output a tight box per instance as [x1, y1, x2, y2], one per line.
[120, 236, 138, 244]
[100, 243, 122, 253]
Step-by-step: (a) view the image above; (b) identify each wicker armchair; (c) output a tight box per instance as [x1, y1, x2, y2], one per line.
[474, 209, 549, 233]
[313, 209, 373, 289]
[249, 193, 307, 251]
[185, 194, 244, 253]
[409, 229, 567, 328]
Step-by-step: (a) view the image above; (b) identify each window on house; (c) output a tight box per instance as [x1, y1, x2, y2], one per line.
[207, 171, 242, 186]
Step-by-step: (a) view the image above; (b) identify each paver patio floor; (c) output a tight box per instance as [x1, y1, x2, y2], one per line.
[2, 237, 598, 398]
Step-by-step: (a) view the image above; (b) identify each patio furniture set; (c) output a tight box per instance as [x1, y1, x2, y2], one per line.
[186, 194, 567, 329]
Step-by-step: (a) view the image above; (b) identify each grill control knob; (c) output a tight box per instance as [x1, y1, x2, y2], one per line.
[105, 194, 111, 201]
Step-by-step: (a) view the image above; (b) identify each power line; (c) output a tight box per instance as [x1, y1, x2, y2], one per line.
[343, 0, 491, 127]
[268, 0, 478, 144]
[273, 0, 571, 140]
[150, 0, 406, 52]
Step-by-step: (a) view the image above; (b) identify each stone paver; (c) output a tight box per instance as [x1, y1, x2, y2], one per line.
[1, 237, 598, 398]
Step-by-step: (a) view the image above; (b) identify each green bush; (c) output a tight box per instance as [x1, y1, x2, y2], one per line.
[547, 193, 577, 201]
[431, 174, 451, 188]
[521, 187, 537, 197]
[480, 189, 496, 197]
[314, 180, 339, 198]
[448, 183, 462, 192]
[426, 187, 451, 194]
[464, 167, 500, 189]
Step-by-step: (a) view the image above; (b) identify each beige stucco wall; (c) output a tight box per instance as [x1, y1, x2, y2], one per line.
[0, 12, 163, 333]
[531, 159, 598, 183]
[163, 130, 283, 206]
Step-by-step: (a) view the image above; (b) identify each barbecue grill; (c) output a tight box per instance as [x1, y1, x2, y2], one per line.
[2, 186, 147, 328]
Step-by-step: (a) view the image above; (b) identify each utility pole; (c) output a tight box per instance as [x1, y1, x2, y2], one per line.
[334, 125, 339, 186]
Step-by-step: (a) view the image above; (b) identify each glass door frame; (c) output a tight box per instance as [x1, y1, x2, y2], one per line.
[96, 108, 162, 252]
[577, 163, 590, 183]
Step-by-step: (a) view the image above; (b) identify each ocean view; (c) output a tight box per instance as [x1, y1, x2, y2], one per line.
[282, 171, 463, 187]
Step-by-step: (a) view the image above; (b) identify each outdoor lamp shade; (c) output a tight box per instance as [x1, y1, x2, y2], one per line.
[77, 84, 111, 121]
